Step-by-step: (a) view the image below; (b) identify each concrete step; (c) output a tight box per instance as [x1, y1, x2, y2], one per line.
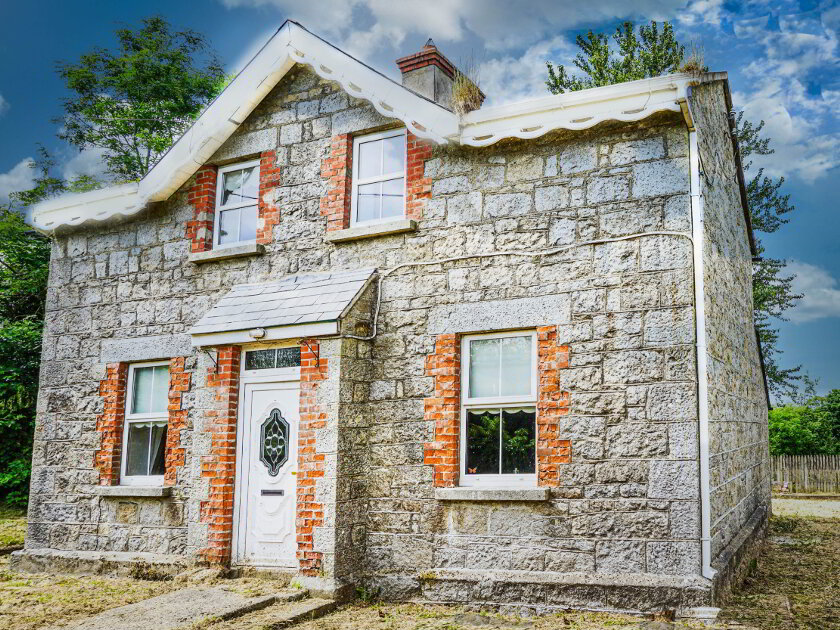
[48, 585, 309, 630]
[197, 597, 339, 629]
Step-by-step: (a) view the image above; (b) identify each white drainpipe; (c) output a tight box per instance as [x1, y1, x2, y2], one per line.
[687, 113, 717, 581]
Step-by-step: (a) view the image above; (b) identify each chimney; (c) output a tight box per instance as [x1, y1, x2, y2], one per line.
[396, 39, 483, 110]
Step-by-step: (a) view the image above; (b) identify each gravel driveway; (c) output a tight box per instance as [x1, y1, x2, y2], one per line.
[772, 497, 840, 518]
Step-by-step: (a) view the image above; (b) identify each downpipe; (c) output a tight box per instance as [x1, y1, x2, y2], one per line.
[689, 127, 717, 581]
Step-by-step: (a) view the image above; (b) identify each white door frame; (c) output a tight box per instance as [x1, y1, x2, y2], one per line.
[231, 346, 301, 566]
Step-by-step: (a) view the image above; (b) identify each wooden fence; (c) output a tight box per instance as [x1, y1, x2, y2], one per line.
[771, 455, 840, 494]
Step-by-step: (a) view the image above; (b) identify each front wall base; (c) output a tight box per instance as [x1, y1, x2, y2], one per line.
[365, 569, 713, 616]
[9, 548, 191, 578]
[294, 575, 355, 601]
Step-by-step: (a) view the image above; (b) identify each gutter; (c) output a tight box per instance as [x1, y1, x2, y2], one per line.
[683, 86, 717, 581]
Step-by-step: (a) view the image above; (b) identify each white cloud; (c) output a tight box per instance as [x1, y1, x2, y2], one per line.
[729, 6, 840, 182]
[479, 36, 576, 106]
[0, 158, 36, 204]
[787, 260, 840, 323]
[61, 147, 109, 183]
[677, 0, 724, 27]
[0, 93, 8, 117]
[218, 0, 687, 56]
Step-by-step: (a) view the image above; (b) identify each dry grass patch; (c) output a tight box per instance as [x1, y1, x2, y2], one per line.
[719, 514, 839, 629]
[0, 555, 181, 630]
[282, 602, 706, 630]
[0, 505, 26, 550]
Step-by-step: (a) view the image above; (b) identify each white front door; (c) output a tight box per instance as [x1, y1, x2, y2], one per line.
[234, 379, 299, 567]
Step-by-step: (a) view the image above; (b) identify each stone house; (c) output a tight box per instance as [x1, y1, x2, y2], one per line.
[16, 21, 770, 616]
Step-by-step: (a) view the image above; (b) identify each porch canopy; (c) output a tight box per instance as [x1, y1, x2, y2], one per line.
[189, 268, 376, 347]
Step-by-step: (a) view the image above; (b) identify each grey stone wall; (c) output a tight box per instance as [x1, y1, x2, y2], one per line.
[27, 65, 734, 604]
[689, 83, 770, 560]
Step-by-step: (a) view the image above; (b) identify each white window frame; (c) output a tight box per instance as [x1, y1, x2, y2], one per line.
[213, 159, 261, 249]
[350, 128, 407, 227]
[120, 361, 170, 486]
[460, 331, 538, 488]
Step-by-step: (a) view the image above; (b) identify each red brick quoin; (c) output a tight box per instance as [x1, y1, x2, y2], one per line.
[297, 339, 328, 575]
[423, 334, 461, 488]
[199, 346, 241, 564]
[404, 132, 433, 221]
[423, 329, 571, 489]
[186, 165, 218, 253]
[165, 357, 192, 486]
[536, 326, 572, 486]
[320, 131, 432, 231]
[257, 150, 282, 244]
[94, 363, 129, 485]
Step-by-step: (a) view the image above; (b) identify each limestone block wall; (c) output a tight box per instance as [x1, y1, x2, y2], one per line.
[689, 83, 770, 560]
[28, 64, 707, 590]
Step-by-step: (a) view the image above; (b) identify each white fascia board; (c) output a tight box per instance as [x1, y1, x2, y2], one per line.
[458, 73, 696, 147]
[28, 183, 141, 231]
[191, 320, 339, 347]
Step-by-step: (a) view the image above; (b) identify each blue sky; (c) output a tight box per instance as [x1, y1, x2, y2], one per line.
[0, 0, 837, 400]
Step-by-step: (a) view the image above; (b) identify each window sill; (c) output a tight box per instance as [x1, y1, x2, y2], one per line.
[325, 219, 417, 243]
[189, 243, 265, 264]
[94, 486, 172, 498]
[434, 487, 550, 502]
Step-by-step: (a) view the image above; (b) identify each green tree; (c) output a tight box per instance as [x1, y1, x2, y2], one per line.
[0, 161, 53, 506]
[768, 405, 835, 455]
[734, 115, 801, 398]
[56, 15, 227, 181]
[546, 21, 685, 94]
[546, 20, 800, 397]
[1, 16, 227, 505]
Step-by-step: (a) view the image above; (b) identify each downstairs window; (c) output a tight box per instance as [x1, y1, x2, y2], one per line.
[121, 362, 169, 485]
[461, 332, 537, 487]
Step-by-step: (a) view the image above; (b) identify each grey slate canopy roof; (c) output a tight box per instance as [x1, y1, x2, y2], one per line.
[189, 268, 376, 336]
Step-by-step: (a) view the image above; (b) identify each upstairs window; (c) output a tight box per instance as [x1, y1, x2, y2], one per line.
[121, 362, 169, 485]
[215, 160, 260, 248]
[351, 129, 406, 225]
[461, 332, 537, 487]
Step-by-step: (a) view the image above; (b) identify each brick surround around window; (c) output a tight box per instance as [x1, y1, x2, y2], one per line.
[186, 150, 280, 252]
[536, 325, 572, 486]
[297, 339, 328, 575]
[423, 328, 572, 489]
[95, 358, 194, 487]
[199, 346, 241, 564]
[94, 363, 129, 486]
[320, 130, 432, 231]
[423, 334, 461, 488]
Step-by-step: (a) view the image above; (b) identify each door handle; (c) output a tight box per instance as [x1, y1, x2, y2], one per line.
[260, 490, 285, 496]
